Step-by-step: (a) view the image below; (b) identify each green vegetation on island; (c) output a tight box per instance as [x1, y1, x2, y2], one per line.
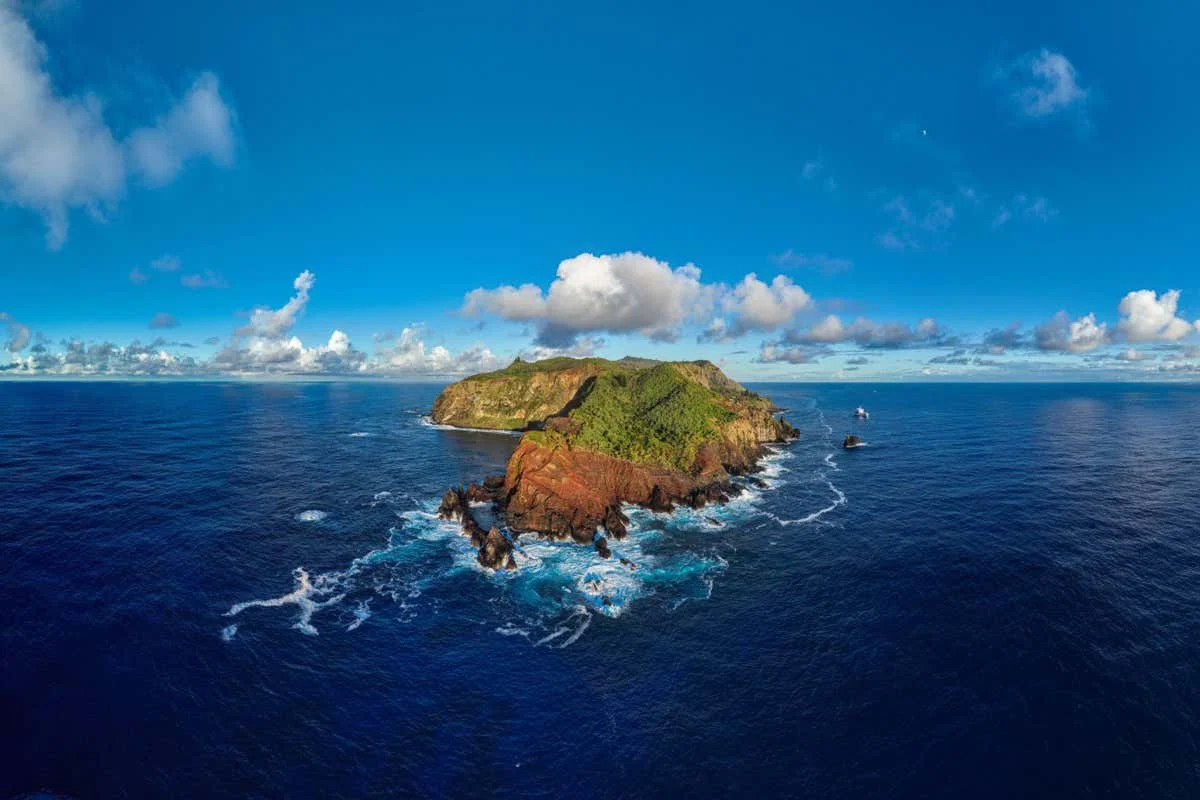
[567, 364, 737, 471]
[433, 356, 792, 472]
[433, 355, 798, 553]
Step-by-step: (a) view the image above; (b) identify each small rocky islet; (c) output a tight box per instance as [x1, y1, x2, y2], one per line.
[431, 356, 798, 569]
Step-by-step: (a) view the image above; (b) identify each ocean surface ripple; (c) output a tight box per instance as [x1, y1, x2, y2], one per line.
[2, 382, 1199, 798]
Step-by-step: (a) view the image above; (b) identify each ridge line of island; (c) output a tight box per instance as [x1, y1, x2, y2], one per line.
[428, 356, 799, 571]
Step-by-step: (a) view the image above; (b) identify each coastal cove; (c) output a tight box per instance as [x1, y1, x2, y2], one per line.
[2, 381, 1200, 797]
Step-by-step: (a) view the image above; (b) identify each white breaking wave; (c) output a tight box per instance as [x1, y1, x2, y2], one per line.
[757, 447, 793, 482]
[768, 482, 846, 526]
[225, 567, 347, 636]
[534, 607, 592, 648]
[348, 432, 373, 437]
[296, 510, 328, 522]
[221, 624, 238, 641]
[417, 416, 523, 436]
[225, 399, 850, 645]
[370, 490, 409, 509]
[556, 611, 592, 648]
[226, 491, 731, 644]
[495, 623, 531, 638]
[769, 406, 847, 526]
[346, 599, 372, 631]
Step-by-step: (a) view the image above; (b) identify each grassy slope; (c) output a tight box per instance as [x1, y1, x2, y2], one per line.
[441, 356, 773, 471]
[564, 363, 737, 471]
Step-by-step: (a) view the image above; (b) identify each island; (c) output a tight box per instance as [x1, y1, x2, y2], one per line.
[431, 357, 798, 569]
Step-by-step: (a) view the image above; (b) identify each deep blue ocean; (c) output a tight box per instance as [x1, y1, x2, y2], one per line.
[3, 382, 1200, 798]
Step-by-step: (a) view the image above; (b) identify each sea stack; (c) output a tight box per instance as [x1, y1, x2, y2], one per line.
[477, 527, 517, 571]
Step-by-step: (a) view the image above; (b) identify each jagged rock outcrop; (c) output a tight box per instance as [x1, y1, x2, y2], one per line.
[437, 485, 469, 522]
[478, 527, 517, 570]
[602, 505, 629, 539]
[437, 486, 489, 546]
[431, 356, 798, 564]
[438, 484, 518, 568]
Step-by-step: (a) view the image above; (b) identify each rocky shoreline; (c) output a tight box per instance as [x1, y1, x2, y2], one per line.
[430, 357, 798, 569]
[437, 443, 790, 569]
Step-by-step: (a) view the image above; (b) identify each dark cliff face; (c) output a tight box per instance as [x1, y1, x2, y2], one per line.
[432, 356, 797, 567]
[477, 527, 516, 571]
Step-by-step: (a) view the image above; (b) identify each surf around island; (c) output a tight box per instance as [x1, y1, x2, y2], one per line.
[428, 356, 799, 568]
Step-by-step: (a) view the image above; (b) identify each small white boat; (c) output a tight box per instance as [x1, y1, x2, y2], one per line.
[854, 406, 869, 419]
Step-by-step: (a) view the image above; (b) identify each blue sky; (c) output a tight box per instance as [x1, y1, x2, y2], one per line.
[1, 0, 1198, 380]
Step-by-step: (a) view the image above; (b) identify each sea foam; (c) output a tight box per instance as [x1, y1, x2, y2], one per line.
[417, 416, 523, 436]
[225, 567, 347, 636]
[346, 600, 372, 631]
[226, 401, 848, 644]
[768, 407, 847, 526]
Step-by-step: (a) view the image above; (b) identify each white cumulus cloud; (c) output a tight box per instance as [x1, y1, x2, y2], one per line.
[214, 270, 363, 373]
[1116, 289, 1198, 343]
[210, 273, 496, 376]
[0, 4, 235, 248]
[1033, 311, 1109, 352]
[373, 325, 501, 376]
[717, 274, 812, 337]
[293, 329, 367, 373]
[467, 252, 817, 346]
[463, 252, 714, 346]
[5, 272, 498, 378]
[238, 270, 315, 339]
